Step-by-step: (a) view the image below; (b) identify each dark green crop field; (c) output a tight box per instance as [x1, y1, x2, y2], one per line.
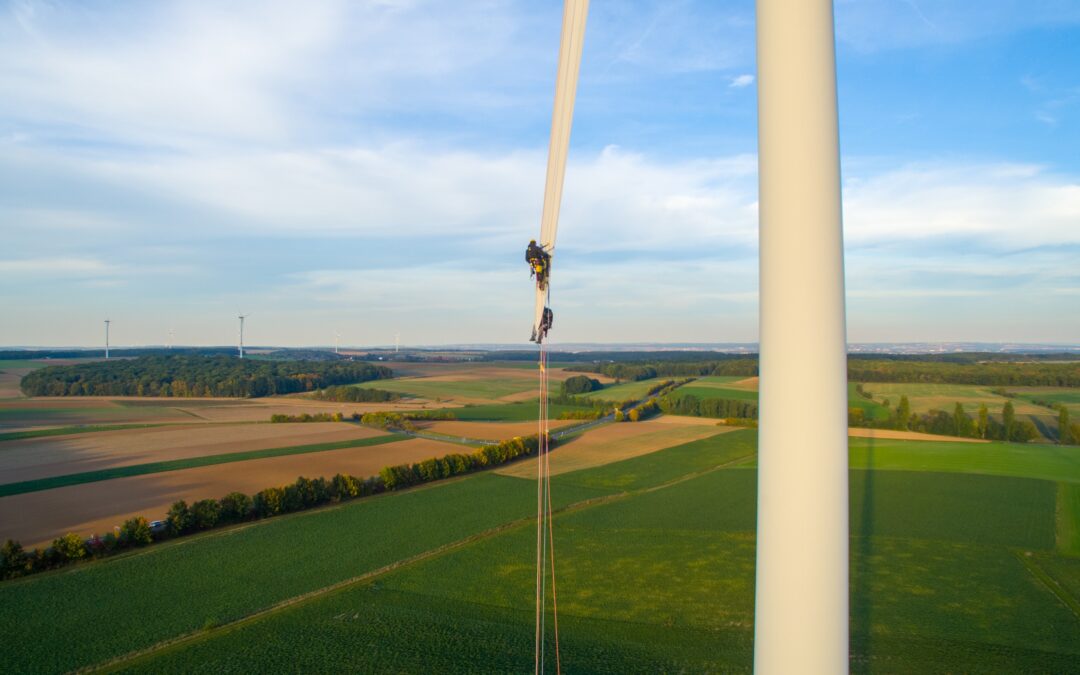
[3, 430, 1078, 673]
[118, 462, 1080, 674]
[0, 474, 608, 673]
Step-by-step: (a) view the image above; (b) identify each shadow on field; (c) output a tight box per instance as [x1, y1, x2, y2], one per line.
[852, 436, 875, 663]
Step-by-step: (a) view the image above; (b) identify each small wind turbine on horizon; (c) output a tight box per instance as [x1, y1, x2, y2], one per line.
[334, 331, 341, 355]
[395, 332, 400, 353]
[238, 313, 248, 359]
[104, 319, 111, 359]
[168, 328, 174, 350]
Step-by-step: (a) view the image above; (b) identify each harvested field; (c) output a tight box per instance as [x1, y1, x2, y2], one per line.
[0, 436, 463, 548]
[0, 400, 194, 429]
[0, 423, 385, 484]
[0, 366, 31, 398]
[724, 376, 759, 391]
[647, 415, 729, 427]
[847, 428, 989, 443]
[415, 419, 577, 442]
[496, 418, 731, 478]
[861, 383, 1048, 416]
[177, 398, 445, 423]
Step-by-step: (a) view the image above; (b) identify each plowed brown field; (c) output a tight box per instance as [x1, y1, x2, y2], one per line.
[0, 423, 386, 484]
[0, 436, 463, 548]
[496, 417, 731, 478]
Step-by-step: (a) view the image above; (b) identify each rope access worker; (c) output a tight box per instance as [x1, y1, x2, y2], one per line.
[532, 306, 554, 343]
[525, 239, 551, 288]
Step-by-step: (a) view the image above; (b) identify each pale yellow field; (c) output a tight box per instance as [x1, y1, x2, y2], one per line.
[496, 417, 731, 478]
[0, 423, 386, 484]
[846, 428, 989, 443]
[724, 376, 759, 391]
[0, 436, 463, 549]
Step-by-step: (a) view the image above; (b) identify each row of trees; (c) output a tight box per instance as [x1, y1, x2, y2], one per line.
[567, 358, 1080, 387]
[658, 394, 758, 420]
[310, 385, 401, 403]
[847, 360, 1080, 387]
[270, 412, 344, 423]
[568, 359, 758, 382]
[1, 433, 549, 581]
[850, 395, 1046, 442]
[561, 375, 603, 395]
[2, 515, 155, 579]
[20, 355, 393, 398]
[380, 434, 549, 490]
[357, 410, 455, 431]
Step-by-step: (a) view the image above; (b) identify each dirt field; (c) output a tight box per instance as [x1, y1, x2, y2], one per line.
[0, 423, 387, 484]
[496, 417, 731, 478]
[415, 419, 578, 442]
[177, 398, 447, 423]
[847, 428, 989, 443]
[724, 376, 759, 391]
[0, 367, 31, 398]
[0, 436, 464, 548]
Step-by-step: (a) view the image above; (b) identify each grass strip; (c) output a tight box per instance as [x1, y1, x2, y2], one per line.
[0, 423, 169, 444]
[0, 434, 405, 497]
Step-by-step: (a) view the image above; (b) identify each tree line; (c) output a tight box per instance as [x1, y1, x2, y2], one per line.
[310, 385, 401, 403]
[849, 394, 1052, 443]
[566, 357, 1080, 387]
[1, 433, 549, 581]
[19, 355, 393, 398]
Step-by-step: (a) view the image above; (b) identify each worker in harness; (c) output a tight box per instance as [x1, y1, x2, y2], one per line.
[525, 239, 551, 288]
[531, 306, 553, 344]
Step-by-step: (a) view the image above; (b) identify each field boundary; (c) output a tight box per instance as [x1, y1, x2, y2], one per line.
[0, 423, 173, 444]
[1016, 552, 1080, 621]
[0, 433, 406, 497]
[87, 448, 758, 672]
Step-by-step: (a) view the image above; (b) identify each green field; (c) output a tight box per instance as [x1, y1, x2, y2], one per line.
[580, 378, 663, 402]
[859, 382, 1051, 416]
[0, 433, 406, 497]
[3, 430, 1079, 673]
[430, 401, 595, 421]
[847, 437, 1080, 484]
[1013, 387, 1080, 415]
[356, 377, 533, 400]
[118, 453, 1079, 673]
[0, 474, 610, 673]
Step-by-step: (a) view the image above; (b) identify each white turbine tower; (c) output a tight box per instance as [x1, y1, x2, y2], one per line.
[104, 319, 111, 359]
[334, 331, 341, 355]
[754, 1, 849, 673]
[238, 314, 248, 359]
[168, 328, 174, 350]
[394, 332, 400, 353]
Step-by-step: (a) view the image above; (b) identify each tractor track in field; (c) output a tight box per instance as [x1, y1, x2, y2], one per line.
[87, 449, 757, 673]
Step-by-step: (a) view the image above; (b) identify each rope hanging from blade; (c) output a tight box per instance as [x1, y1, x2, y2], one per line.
[531, 2, 587, 674]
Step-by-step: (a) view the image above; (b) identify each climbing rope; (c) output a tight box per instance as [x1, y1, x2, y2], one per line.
[533, 2, 587, 672]
[535, 344, 563, 675]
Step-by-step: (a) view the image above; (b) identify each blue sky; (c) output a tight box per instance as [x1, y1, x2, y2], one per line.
[1, 0, 1078, 347]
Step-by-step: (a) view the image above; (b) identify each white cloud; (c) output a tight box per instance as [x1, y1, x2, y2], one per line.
[843, 163, 1080, 248]
[729, 74, 754, 88]
[0, 256, 116, 276]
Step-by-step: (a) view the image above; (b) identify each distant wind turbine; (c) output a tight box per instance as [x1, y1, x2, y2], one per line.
[395, 332, 400, 353]
[104, 319, 111, 359]
[238, 313, 248, 359]
[334, 331, 341, 355]
[168, 328, 174, 350]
